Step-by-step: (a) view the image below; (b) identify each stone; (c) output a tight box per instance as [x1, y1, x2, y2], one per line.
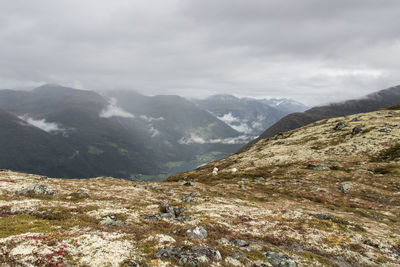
[99, 215, 125, 227]
[231, 168, 238, 173]
[379, 128, 389, 133]
[333, 121, 346, 130]
[307, 164, 330, 171]
[340, 183, 352, 193]
[239, 185, 246, 190]
[16, 184, 55, 196]
[353, 168, 374, 174]
[216, 237, 230, 245]
[255, 177, 265, 183]
[162, 189, 174, 194]
[351, 117, 360, 122]
[155, 246, 221, 266]
[314, 213, 333, 220]
[182, 192, 200, 202]
[265, 251, 297, 267]
[184, 181, 196, 187]
[352, 127, 363, 135]
[231, 239, 249, 248]
[120, 259, 139, 267]
[186, 226, 207, 239]
[146, 202, 187, 221]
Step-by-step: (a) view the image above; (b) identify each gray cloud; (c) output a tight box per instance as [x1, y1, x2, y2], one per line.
[0, 0, 399, 105]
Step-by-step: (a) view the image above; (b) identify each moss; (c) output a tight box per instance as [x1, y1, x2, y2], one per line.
[0, 214, 56, 238]
[247, 249, 266, 261]
[295, 251, 331, 265]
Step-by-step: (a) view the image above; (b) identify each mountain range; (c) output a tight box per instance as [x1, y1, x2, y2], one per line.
[0, 84, 304, 179]
[193, 94, 308, 137]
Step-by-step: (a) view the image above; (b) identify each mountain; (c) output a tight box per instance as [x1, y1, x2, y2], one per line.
[251, 84, 400, 145]
[2, 108, 399, 266]
[258, 97, 309, 113]
[0, 85, 162, 178]
[0, 85, 244, 179]
[193, 94, 308, 137]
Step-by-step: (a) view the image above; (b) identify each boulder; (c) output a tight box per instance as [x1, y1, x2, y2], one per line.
[307, 164, 330, 171]
[333, 121, 346, 130]
[340, 183, 352, 193]
[16, 184, 55, 196]
[352, 127, 363, 135]
[265, 251, 297, 267]
[155, 246, 221, 266]
[182, 192, 200, 202]
[186, 226, 207, 240]
[99, 215, 125, 227]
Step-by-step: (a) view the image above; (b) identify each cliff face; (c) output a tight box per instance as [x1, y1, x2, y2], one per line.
[1, 108, 400, 266]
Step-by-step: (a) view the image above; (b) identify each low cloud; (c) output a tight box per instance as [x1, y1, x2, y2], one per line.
[100, 98, 135, 118]
[139, 115, 164, 122]
[148, 125, 160, 137]
[217, 112, 255, 134]
[178, 133, 253, 145]
[19, 116, 66, 134]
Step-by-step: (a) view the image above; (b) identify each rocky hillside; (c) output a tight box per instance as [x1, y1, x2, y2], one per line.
[1, 108, 400, 266]
[250, 84, 400, 145]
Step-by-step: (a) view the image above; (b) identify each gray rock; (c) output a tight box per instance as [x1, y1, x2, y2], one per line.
[307, 164, 330, 171]
[340, 183, 352, 193]
[146, 202, 186, 221]
[155, 246, 221, 266]
[39, 176, 48, 181]
[314, 213, 333, 220]
[379, 128, 389, 133]
[16, 184, 55, 196]
[352, 127, 363, 135]
[162, 189, 174, 194]
[186, 226, 207, 239]
[353, 168, 374, 174]
[239, 185, 246, 190]
[182, 192, 200, 202]
[351, 117, 360, 122]
[333, 121, 346, 130]
[265, 251, 297, 267]
[216, 237, 230, 245]
[184, 181, 196, 187]
[255, 177, 265, 183]
[99, 215, 125, 227]
[231, 239, 249, 248]
[120, 259, 139, 267]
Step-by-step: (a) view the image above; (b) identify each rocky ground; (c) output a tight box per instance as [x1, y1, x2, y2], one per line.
[1, 108, 400, 266]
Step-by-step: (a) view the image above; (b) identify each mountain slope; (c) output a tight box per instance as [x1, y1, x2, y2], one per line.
[167, 107, 400, 265]
[251, 84, 400, 144]
[0, 108, 82, 177]
[0, 85, 162, 178]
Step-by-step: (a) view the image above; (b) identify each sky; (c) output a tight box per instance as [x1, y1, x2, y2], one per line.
[0, 0, 399, 106]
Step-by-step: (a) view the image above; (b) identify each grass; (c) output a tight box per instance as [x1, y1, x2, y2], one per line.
[0, 214, 57, 238]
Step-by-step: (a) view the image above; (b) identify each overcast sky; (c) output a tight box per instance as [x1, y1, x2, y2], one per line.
[0, 0, 399, 106]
